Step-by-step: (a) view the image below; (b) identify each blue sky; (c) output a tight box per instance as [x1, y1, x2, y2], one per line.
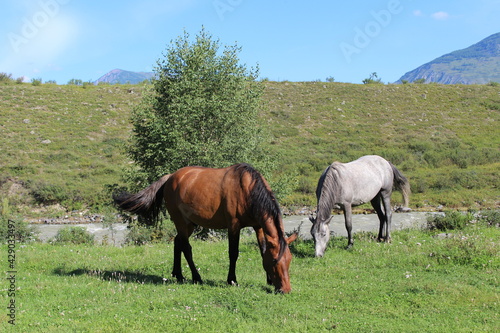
[1, 0, 499, 84]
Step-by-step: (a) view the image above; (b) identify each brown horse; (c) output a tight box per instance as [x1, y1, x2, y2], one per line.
[114, 163, 297, 293]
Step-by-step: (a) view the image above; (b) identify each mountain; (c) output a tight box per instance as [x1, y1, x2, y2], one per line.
[95, 69, 155, 84]
[397, 33, 500, 84]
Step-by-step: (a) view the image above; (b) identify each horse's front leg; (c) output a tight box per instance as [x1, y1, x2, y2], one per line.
[254, 226, 272, 285]
[344, 205, 354, 249]
[227, 226, 241, 286]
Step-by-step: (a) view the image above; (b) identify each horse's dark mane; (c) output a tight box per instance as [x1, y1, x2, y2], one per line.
[317, 163, 342, 222]
[234, 163, 287, 258]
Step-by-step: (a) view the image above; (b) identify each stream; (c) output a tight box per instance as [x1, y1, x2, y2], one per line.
[31, 212, 437, 245]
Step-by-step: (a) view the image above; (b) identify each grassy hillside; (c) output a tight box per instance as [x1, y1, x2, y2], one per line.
[0, 81, 498, 217]
[0, 83, 140, 215]
[261, 82, 499, 209]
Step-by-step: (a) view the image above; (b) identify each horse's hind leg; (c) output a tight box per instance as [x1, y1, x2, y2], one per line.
[172, 235, 202, 283]
[227, 224, 241, 286]
[371, 194, 386, 242]
[381, 192, 393, 243]
[343, 205, 354, 249]
[171, 219, 202, 284]
[171, 235, 185, 282]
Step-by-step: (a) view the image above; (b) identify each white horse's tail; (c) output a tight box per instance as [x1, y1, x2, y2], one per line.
[390, 163, 411, 208]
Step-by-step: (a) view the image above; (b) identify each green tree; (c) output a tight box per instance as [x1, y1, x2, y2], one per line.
[126, 28, 266, 185]
[362, 72, 383, 84]
[67, 78, 83, 86]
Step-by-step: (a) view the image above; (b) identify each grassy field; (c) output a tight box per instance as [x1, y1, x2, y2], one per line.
[1, 218, 498, 332]
[0, 81, 498, 216]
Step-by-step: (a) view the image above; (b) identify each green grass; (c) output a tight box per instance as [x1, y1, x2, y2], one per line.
[0, 83, 140, 214]
[0, 81, 499, 215]
[1, 222, 498, 332]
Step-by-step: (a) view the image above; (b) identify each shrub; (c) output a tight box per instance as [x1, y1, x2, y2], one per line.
[82, 80, 94, 88]
[29, 182, 68, 205]
[53, 226, 94, 244]
[67, 78, 83, 86]
[477, 210, 500, 227]
[362, 72, 383, 84]
[125, 219, 177, 245]
[0, 72, 13, 83]
[31, 78, 42, 86]
[0, 216, 38, 242]
[125, 222, 153, 245]
[426, 210, 474, 231]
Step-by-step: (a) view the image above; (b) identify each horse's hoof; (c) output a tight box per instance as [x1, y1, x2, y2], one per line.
[228, 280, 238, 286]
[172, 273, 185, 283]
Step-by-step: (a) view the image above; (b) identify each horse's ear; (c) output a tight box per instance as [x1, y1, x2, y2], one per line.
[286, 232, 298, 244]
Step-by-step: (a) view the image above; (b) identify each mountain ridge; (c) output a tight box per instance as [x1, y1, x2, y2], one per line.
[95, 69, 154, 84]
[397, 32, 500, 84]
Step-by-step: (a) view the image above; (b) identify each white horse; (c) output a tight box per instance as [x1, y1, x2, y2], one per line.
[310, 155, 410, 256]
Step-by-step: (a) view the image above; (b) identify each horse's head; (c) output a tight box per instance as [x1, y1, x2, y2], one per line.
[263, 233, 297, 293]
[310, 214, 332, 257]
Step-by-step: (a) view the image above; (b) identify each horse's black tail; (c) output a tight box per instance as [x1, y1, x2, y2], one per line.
[389, 163, 411, 209]
[113, 174, 170, 225]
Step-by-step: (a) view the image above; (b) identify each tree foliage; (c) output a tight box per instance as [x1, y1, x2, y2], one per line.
[362, 72, 383, 84]
[127, 28, 266, 185]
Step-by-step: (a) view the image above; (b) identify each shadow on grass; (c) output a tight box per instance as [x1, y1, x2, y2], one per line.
[54, 267, 170, 284]
[53, 267, 260, 289]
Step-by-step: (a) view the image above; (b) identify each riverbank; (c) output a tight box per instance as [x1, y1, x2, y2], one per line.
[31, 212, 436, 245]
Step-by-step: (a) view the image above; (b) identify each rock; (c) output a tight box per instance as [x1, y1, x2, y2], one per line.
[395, 206, 412, 213]
[435, 233, 453, 239]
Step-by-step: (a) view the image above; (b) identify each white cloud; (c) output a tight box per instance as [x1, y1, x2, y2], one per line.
[431, 11, 450, 20]
[413, 10, 423, 17]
